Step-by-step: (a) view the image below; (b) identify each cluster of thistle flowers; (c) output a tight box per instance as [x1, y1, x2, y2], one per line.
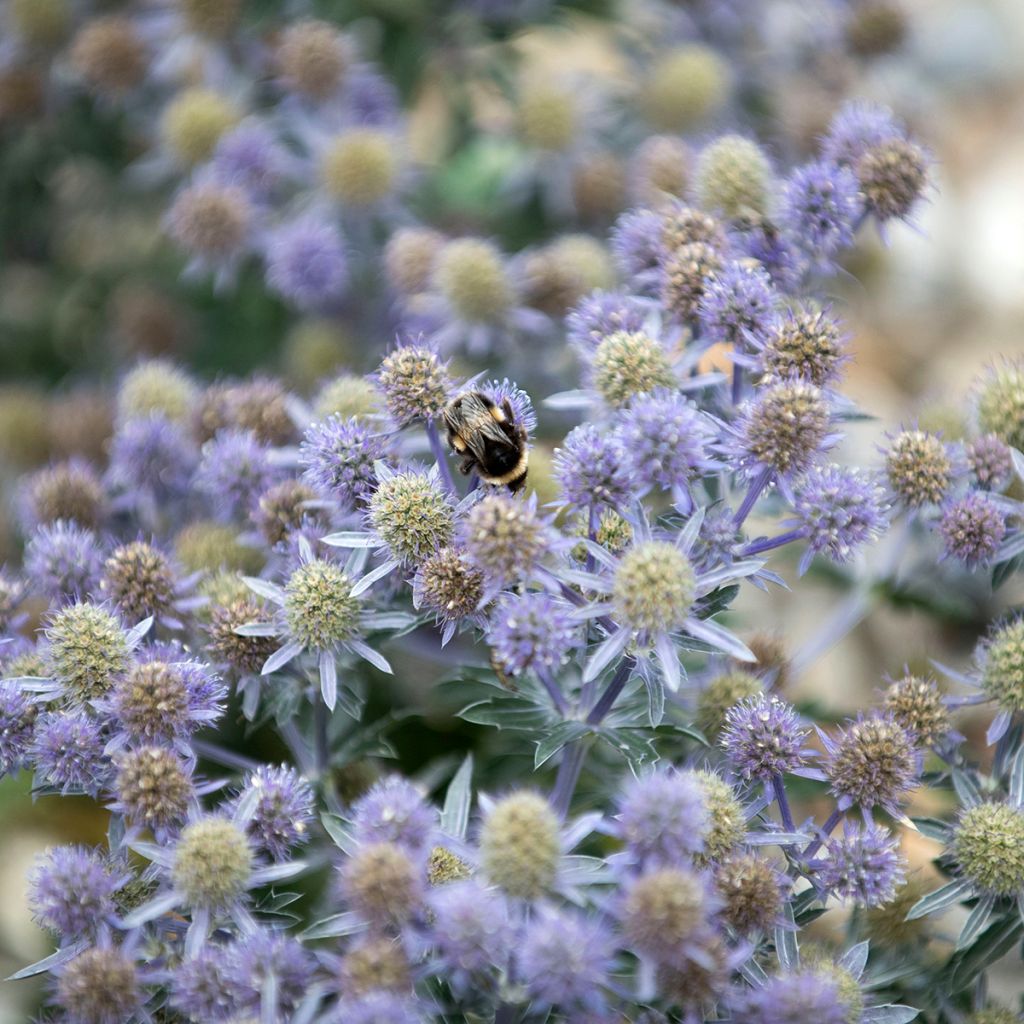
[4, 88, 1024, 1020]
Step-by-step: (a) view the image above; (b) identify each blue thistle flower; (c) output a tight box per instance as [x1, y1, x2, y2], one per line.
[195, 428, 278, 523]
[721, 694, 820, 783]
[938, 491, 1006, 568]
[0, 681, 36, 778]
[351, 776, 438, 853]
[427, 879, 512, 991]
[486, 591, 579, 677]
[29, 845, 129, 940]
[566, 291, 652, 351]
[614, 767, 708, 866]
[230, 764, 314, 862]
[811, 821, 907, 907]
[169, 946, 235, 1023]
[610, 207, 664, 286]
[105, 414, 199, 514]
[223, 927, 314, 1019]
[697, 259, 777, 348]
[552, 423, 632, 513]
[779, 160, 862, 271]
[23, 520, 104, 601]
[299, 414, 390, 509]
[31, 710, 110, 796]
[265, 216, 350, 311]
[209, 122, 291, 201]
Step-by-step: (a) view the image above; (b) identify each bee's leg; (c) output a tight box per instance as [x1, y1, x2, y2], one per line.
[496, 398, 519, 441]
[458, 456, 476, 476]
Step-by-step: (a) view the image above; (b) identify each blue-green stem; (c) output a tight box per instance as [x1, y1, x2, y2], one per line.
[551, 740, 587, 819]
[772, 774, 796, 832]
[425, 418, 457, 496]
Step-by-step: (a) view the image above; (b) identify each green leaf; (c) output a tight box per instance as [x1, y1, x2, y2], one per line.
[697, 584, 740, 619]
[440, 754, 473, 840]
[301, 911, 366, 941]
[534, 722, 591, 769]
[595, 727, 657, 768]
[320, 813, 356, 855]
[946, 913, 1024, 992]
[911, 817, 951, 843]
[458, 696, 553, 730]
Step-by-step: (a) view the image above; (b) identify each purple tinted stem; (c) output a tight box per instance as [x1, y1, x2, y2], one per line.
[772, 774, 796, 832]
[551, 740, 587, 819]
[801, 807, 843, 861]
[733, 467, 774, 528]
[741, 528, 806, 557]
[586, 656, 635, 725]
[535, 665, 570, 717]
[425, 418, 457, 496]
[731, 363, 743, 405]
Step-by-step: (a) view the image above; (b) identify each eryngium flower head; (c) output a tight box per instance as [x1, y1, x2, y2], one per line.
[715, 853, 785, 933]
[315, 374, 378, 422]
[100, 541, 177, 623]
[487, 591, 578, 677]
[225, 928, 314, 1018]
[966, 1011, 1022, 1024]
[696, 669, 762, 739]
[615, 768, 708, 865]
[384, 227, 445, 295]
[196, 377, 295, 446]
[480, 791, 561, 900]
[552, 423, 632, 511]
[265, 217, 349, 311]
[884, 429, 953, 507]
[24, 520, 103, 600]
[735, 382, 832, 477]
[196, 429, 277, 522]
[22, 458, 106, 531]
[341, 936, 411, 995]
[856, 137, 930, 222]
[779, 160, 861, 269]
[566, 291, 650, 351]
[45, 602, 129, 701]
[169, 947, 232, 1022]
[621, 866, 712, 963]
[629, 135, 691, 205]
[320, 128, 399, 207]
[952, 802, 1024, 898]
[209, 123, 289, 202]
[168, 181, 252, 262]
[341, 841, 422, 927]
[696, 771, 746, 862]
[173, 817, 253, 910]
[517, 78, 576, 151]
[824, 713, 921, 816]
[376, 343, 451, 425]
[792, 465, 887, 566]
[29, 845, 121, 939]
[0, 682, 37, 775]
[590, 330, 675, 407]
[428, 879, 512, 982]
[352, 776, 437, 853]
[231, 765, 314, 862]
[69, 16, 146, 97]
[695, 135, 773, 221]
[976, 360, 1024, 451]
[979, 619, 1024, 714]
[162, 87, 239, 167]
[106, 415, 197, 504]
[759, 306, 848, 386]
[256, 479, 322, 548]
[434, 237, 512, 324]
[32, 710, 108, 795]
[966, 434, 1012, 491]
[56, 947, 141, 1024]
[697, 260, 777, 347]
[939, 491, 1006, 567]
[368, 468, 455, 565]
[882, 674, 951, 747]
[721, 695, 812, 782]
[613, 540, 696, 634]
[611, 208, 664, 280]
[284, 558, 360, 650]
[813, 822, 907, 906]
[641, 45, 729, 133]
[206, 595, 277, 673]
[300, 414, 389, 508]
[862, 876, 930, 948]
[823, 101, 903, 168]
[733, 967, 853, 1024]
[660, 241, 724, 323]
[113, 746, 192, 830]
[518, 908, 613, 1009]
[616, 389, 716, 494]
[461, 494, 552, 592]
[277, 19, 349, 99]
[413, 547, 485, 630]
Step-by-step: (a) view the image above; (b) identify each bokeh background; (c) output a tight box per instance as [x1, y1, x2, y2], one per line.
[1, 0, 1023, 1015]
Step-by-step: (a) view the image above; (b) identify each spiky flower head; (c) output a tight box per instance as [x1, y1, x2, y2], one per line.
[721, 694, 812, 782]
[552, 423, 632, 511]
[32, 710, 108, 795]
[856, 137, 930, 222]
[22, 459, 106, 531]
[209, 123, 289, 203]
[611, 208, 665, 280]
[206, 594, 277, 674]
[24, 520, 103, 600]
[760, 306, 847, 386]
[265, 217, 349, 311]
[518, 908, 613, 1008]
[414, 547, 485, 625]
[384, 227, 445, 296]
[277, 19, 349, 99]
[696, 136, 773, 221]
[566, 292, 650, 352]
[737, 381, 832, 477]
[517, 79, 577, 151]
[173, 817, 253, 909]
[792, 465, 887, 566]
[100, 541, 177, 623]
[966, 434, 1012, 491]
[434, 238, 512, 324]
[315, 374, 378, 422]
[428, 879, 511, 980]
[29, 845, 121, 939]
[300, 414, 389, 508]
[106, 415, 197, 504]
[976, 360, 1024, 451]
[341, 841, 422, 927]
[952, 802, 1024, 898]
[56, 947, 141, 1024]
[196, 377, 295, 446]
[884, 429, 953, 507]
[114, 746, 193, 830]
[979, 619, 1024, 715]
[695, 771, 746, 862]
[590, 330, 675, 408]
[340, 936, 411, 995]
[369, 468, 455, 565]
[117, 360, 197, 425]
[641, 45, 729, 133]
[814, 822, 907, 907]
[939, 491, 1006, 568]
[45, 602, 129, 701]
[225, 928, 314, 1018]
[698, 260, 777, 347]
[621, 866, 711, 962]
[661, 241, 724, 323]
[162, 88, 239, 167]
[175, 520, 263, 575]
[70, 16, 147, 98]
[376, 343, 451, 425]
[284, 558, 360, 650]
[320, 129, 398, 206]
[256, 479, 322, 548]
[168, 181, 252, 263]
[180, 0, 242, 37]
[825, 712, 921, 815]
[862, 876, 930, 948]
[779, 160, 861, 268]
[351, 776, 437, 853]
[0, 682, 37, 776]
[229, 765, 314, 862]
[461, 494, 552, 592]
[480, 791, 561, 901]
[733, 967, 852, 1024]
[615, 768, 708, 865]
[487, 591, 578, 677]
[882, 674, 951, 747]
[617, 388, 716, 494]
[629, 135, 691, 206]
[613, 540, 696, 635]
[715, 853, 784, 934]
[696, 669, 762, 739]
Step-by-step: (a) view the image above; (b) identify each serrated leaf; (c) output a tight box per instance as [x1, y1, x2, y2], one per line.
[457, 697, 553, 730]
[595, 727, 657, 768]
[696, 584, 740, 619]
[440, 754, 473, 840]
[947, 914, 1023, 992]
[907, 879, 969, 920]
[535, 722, 590, 768]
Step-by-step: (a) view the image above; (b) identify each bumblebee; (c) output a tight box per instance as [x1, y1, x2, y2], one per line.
[442, 389, 530, 493]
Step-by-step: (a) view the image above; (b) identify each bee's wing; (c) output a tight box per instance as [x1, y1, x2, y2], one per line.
[446, 393, 517, 465]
